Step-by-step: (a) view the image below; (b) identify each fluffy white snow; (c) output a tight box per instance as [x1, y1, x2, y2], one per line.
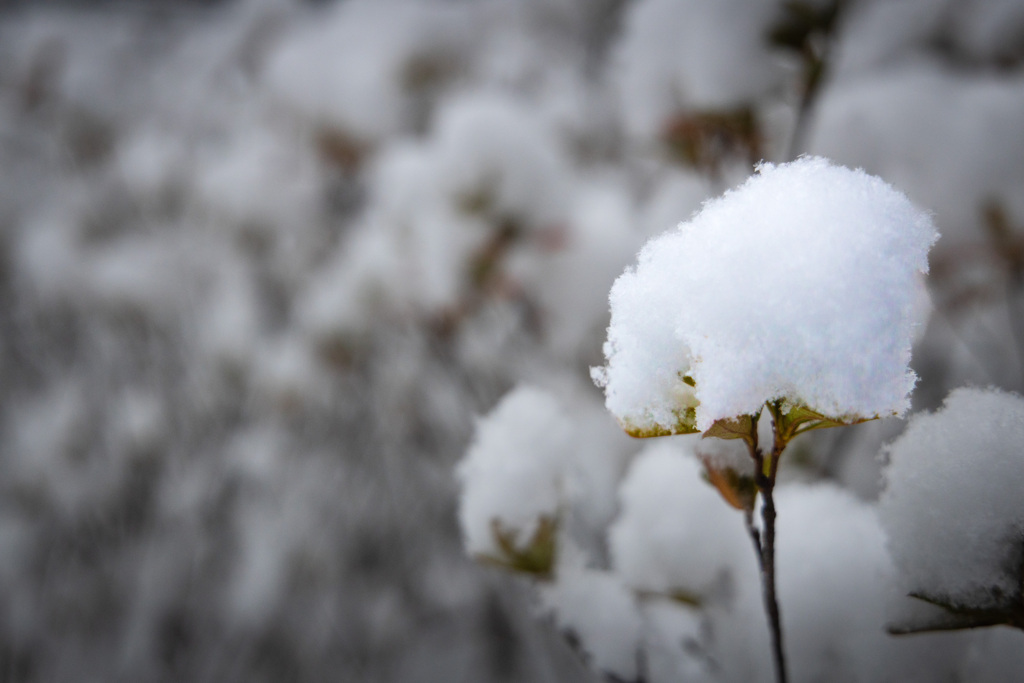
[609, 439, 751, 598]
[880, 387, 1024, 612]
[456, 386, 572, 560]
[540, 564, 644, 681]
[808, 65, 1024, 251]
[771, 485, 955, 683]
[633, 483, 969, 683]
[594, 156, 938, 434]
[4, 0, 1024, 680]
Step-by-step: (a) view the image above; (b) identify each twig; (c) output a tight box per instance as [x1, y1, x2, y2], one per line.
[744, 414, 788, 683]
[758, 444, 787, 683]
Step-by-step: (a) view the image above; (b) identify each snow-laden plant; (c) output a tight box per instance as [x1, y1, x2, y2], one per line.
[593, 156, 936, 438]
[458, 156, 940, 683]
[456, 386, 572, 576]
[881, 387, 1024, 634]
[590, 155, 937, 682]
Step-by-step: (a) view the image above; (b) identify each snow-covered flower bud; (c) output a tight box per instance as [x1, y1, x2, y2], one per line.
[593, 156, 938, 437]
[456, 386, 572, 576]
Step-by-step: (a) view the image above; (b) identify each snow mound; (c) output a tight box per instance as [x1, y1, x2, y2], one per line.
[594, 156, 938, 434]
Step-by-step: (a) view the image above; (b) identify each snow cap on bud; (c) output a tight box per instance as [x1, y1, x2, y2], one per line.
[593, 156, 938, 435]
[456, 385, 571, 575]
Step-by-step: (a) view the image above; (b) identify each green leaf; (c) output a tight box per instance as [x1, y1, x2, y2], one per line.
[772, 402, 877, 447]
[476, 516, 558, 578]
[457, 180, 497, 216]
[703, 414, 756, 444]
[618, 373, 702, 438]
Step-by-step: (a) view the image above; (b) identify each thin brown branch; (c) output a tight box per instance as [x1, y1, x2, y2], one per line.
[758, 470, 787, 683]
[753, 409, 790, 683]
[745, 409, 788, 683]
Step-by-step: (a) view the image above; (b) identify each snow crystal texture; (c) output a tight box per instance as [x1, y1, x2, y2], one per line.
[595, 156, 938, 433]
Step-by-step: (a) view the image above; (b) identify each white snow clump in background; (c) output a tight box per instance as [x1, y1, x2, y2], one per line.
[594, 156, 938, 434]
[299, 91, 572, 338]
[808, 65, 1024, 250]
[880, 387, 1024, 611]
[540, 565, 644, 681]
[615, 0, 782, 139]
[456, 385, 572, 559]
[608, 439, 751, 598]
[266, 0, 469, 146]
[771, 485, 941, 683]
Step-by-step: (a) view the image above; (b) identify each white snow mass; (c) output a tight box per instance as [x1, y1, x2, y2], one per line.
[880, 387, 1024, 614]
[456, 386, 571, 560]
[594, 156, 938, 434]
[608, 439, 750, 598]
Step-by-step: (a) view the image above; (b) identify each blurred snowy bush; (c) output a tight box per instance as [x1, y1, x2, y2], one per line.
[0, 0, 1023, 681]
[881, 387, 1024, 634]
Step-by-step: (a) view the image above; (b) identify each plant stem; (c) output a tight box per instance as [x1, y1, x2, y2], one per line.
[758, 467, 787, 683]
[747, 419, 788, 683]
[744, 507, 763, 570]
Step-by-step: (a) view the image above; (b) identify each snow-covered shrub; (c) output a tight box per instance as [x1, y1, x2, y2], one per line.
[881, 387, 1024, 632]
[458, 156, 965, 683]
[5, 0, 1024, 681]
[539, 564, 645, 681]
[266, 0, 472, 155]
[457, 386, 572, 574]
[298, 91, 575, 347]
